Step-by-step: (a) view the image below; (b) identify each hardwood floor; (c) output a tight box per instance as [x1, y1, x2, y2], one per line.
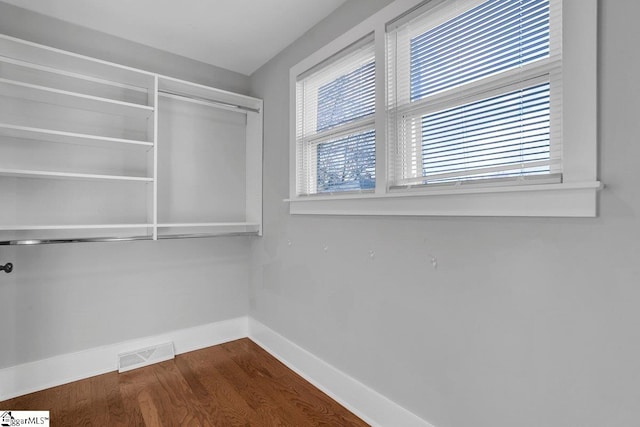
[1, 338, 369, 426]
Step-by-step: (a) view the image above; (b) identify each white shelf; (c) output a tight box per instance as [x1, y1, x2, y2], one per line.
[0, 168, 153, 182]
[0, 34, 262, 243]
[0, 77, 153, 117]
[0, 34, 154, 90]
[0, 54, 149, 96]
[0, 224, 152, 231]
[157, 222, 261, 238]
[0, 223, 259, 232]
[0, 123, 153, 148]
[159, 76, 262, 113]
[157, 222, 260, 228]
[0, 223, 259, 244]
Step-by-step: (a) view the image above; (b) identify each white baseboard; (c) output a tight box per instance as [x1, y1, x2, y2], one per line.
[248, 318, 434, 427]
[1, 316, 434, 427]
[0, 316, 248, 401]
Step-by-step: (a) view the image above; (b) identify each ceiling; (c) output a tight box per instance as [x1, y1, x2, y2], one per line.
[1, 0, 348, 75]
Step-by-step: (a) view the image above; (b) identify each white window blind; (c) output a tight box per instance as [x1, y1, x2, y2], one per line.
[387, 0, 562, 187]
[296, 37, 376, 195]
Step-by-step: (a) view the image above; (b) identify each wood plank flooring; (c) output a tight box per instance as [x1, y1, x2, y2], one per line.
[1, 338, 369, 426]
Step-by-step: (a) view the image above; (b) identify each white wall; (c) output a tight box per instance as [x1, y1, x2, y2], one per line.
[0, 3, 253, 369]
[249, 1, 640, 426]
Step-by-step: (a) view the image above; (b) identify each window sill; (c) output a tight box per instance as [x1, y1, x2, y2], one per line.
[286, 181, 603, 217]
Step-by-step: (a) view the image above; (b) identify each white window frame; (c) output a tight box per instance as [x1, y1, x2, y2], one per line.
[288, 0, 600, 217]
[295, 38, 377, 196]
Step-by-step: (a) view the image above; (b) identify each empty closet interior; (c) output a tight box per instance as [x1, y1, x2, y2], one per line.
[0, 34, 262, 244]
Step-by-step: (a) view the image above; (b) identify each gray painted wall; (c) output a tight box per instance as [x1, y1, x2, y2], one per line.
[1, 239, 251, 368]
[249, 1, 640, 426]
[0, 4, 252, 368]
[0, 2, 249, 94]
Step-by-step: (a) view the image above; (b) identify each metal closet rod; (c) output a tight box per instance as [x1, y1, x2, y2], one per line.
[0, 235, 151, 245]
[0, 231, 259, 245]
[158, 89, 261, 114]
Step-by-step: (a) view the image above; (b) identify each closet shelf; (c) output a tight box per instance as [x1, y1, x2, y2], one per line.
[1, 34, 263, 243]
[0, 224, 152, 231]
[0, 230, 260, 245]
[158, 231, 259, 239]
[157, 222, 260, 228]
[157, 222, 261, 238]
[0, 77, 153, 117]
[159, 75, 262, 113]
[0, 54, 149, 95]
[0, 34, 155, 90]
[0, 123, 153, 149]
[0, 168, 153, 182]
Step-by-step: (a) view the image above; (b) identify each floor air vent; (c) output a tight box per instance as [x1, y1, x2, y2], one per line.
[118, 342, 175, 373]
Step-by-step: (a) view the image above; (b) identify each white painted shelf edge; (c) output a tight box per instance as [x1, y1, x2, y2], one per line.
[0, 223, 260, 240]
[158, 75, 262, 112]
[157, 222, 260, 228]
[0, 223, 260, 231]
[0, 123, 153, 148]
[0, 34, 155, 87]
[0, 168, 153, 182]
[0, 224, 152, 231]
[0, 77, 154, 116]
[0, 34, 263, 109]
[0, 54, 149, 94]
[157, 222, 261, 237]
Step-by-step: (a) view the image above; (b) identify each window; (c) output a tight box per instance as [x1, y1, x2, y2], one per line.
[387, 0, 561, 188]
[295, 37, 375, 195]
[289, 0, 599, 216]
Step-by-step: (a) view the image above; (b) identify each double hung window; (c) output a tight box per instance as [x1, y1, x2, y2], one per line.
[290, 0, 598, 216]
[387, 0, 561, 188]
[295, 38, 376, 195]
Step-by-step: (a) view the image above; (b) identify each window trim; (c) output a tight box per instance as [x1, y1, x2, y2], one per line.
[295, 36, 377, 196]
[288, 0, 600, 217]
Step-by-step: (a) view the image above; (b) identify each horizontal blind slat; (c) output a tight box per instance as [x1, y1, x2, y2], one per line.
[387, 0, 560, 188]
[410, 6, 549, 74]
[399, 159, 558, 185]
[296, 40, 376, 195]
[409, 0, 550, 100]
[316, 130, 376, 193]
[422, 133, 550, 158]
[410, 0, 548, 61]
[417, 89, 550, 134]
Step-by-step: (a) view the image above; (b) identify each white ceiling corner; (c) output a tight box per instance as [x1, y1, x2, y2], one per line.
[2, 0, 349, 75]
